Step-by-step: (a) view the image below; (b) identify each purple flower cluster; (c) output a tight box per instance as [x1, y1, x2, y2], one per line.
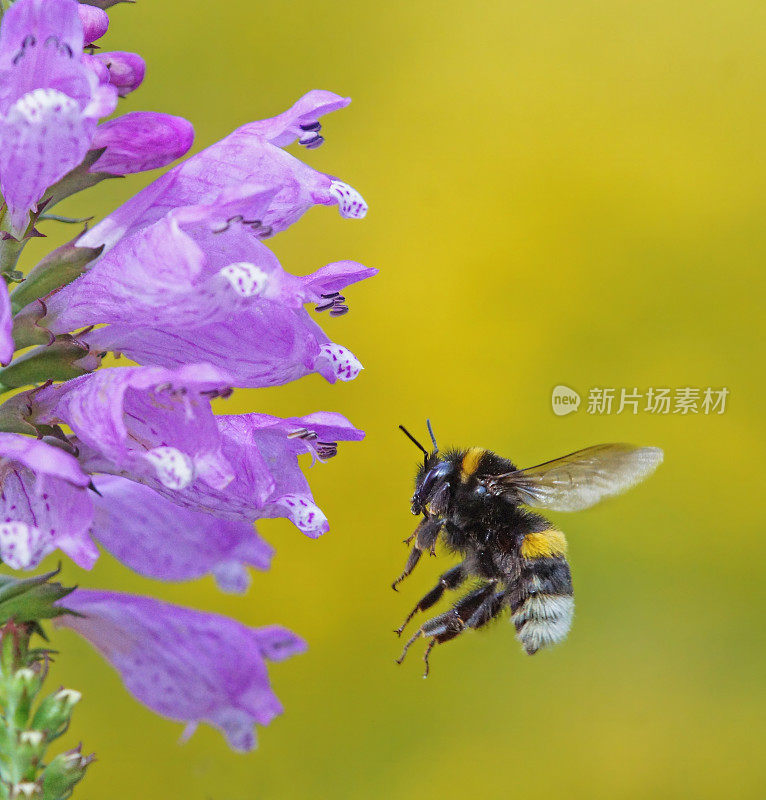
[0, 0, 372, 751]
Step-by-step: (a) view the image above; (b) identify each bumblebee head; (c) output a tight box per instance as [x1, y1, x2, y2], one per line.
[400, 421, 451, 516]
[411, 457, 454, 515]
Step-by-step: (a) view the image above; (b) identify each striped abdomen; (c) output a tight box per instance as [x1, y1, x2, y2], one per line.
[511, 529, 574, 655]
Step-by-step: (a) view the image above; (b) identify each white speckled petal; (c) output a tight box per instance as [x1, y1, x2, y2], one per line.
[0, 88, 92, 235]
[316, 343, 363, 382]
[328, 180, 368, 219]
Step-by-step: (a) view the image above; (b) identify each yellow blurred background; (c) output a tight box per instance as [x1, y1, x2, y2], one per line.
[32, 0, 766, 798]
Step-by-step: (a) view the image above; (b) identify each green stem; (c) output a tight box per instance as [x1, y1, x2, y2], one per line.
[0, 619, 91, 800]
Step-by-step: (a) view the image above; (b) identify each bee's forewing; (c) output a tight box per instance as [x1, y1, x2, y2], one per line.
[488, 443, 663, 512]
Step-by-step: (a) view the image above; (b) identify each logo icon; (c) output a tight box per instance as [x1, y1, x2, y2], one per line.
[551, 385, 581, 416]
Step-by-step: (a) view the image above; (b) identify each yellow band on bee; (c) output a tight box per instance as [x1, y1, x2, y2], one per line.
[520, 529, 568, 559]
[460, 448, 485, 481]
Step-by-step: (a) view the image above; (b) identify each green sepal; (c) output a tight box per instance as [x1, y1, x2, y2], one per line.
[0, 394, 37, 436]
[30, 690, 80, 741]
[0, 570, 78, 627]
[10, 236, 103, 315]
[10, 304, 52, 351]
[0, 338, 101, 391]
[41, 150, 116, 209]
[40, 748, 92, 800]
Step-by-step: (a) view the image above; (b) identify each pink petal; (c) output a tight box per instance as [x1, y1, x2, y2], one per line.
[56, 590, 306, 751]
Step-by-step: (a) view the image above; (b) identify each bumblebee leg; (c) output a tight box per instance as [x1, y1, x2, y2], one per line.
[392, 517, 443, 590]
[391, 546, 422, 591]
[396, 583, 496, 673]
[466, 590, 509, 630]
[394, 562, 467, 635]
[415, 515, 443, 554]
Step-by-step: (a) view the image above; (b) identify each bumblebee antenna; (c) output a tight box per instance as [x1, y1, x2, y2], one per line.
[399, 424, 429, 467]
[426, 419, 438, 454]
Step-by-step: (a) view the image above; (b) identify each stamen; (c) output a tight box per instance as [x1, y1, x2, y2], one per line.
[315, 441, 338, 459]
[299, 121, 322, 132]
[200, 387, 233, 399]
[12, 35, 37, 65]
[314, 294, 349, 316]
[300, 135, 325, 149]
[287, 428, 318, 441]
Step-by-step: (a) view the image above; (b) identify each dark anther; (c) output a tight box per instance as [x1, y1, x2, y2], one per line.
[44, 35, 60, 48]
[315, 442, 338, 459]
[314, 293, 349, 316]
[212, 215, 244, 234]
[201, 387, 233, 400]
[61, 43, 73, 58]
[287, 428, 319, 442]
[329, 305, 349, 317]
[255, 225, 273, 238]
[301, 135, 325, 149]
[299, 121, 322, 132]
[12, 35, 36, 65]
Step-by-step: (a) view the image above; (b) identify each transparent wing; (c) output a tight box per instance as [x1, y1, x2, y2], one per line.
[485, 443, 663, 512]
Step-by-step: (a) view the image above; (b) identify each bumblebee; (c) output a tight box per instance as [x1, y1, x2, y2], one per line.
[393, 421, 663, 676]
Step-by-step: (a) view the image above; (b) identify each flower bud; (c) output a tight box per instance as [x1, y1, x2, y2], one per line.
[19, 730, 44, 747]
[30, 688, 81, 738]
[10, 782, 40, 799]
[94, 51, 146, 97]
[40, 747, 93, 800]
[11, 667, 38, 698]
[15, 730, 46, 775]
[77, 5, 109, 44]
[10, 667, 44, 724]
[89, 113, 195, 176]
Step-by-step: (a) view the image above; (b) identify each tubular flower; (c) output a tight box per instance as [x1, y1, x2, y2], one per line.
[88, 112, 195, 176]
[78, 89, 368, 252]
[0, 0, 117, 236]
[0, 0, 371, 758]
[29, 364, 236, 491]
[91, 476, 274, 594]
[92, 51, 146, 97]
[76, 5, 108, 45]
[56, 590, 307, 751]
[0, 433, 97, 569]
